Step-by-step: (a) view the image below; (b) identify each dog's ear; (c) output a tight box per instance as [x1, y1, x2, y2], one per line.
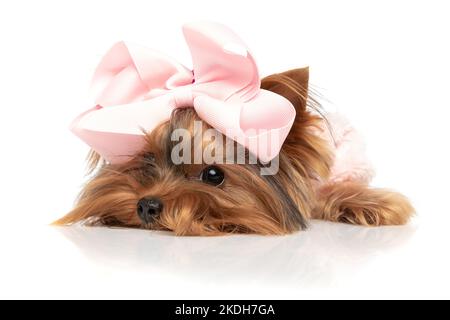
[261, 67, 333, 180]
[260, 67, 309, 113]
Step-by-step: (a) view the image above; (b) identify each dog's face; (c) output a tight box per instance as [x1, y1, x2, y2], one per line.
[56, 68, 333, 235]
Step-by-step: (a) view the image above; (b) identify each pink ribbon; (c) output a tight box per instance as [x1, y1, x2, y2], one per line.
[71, 22, 296, 164]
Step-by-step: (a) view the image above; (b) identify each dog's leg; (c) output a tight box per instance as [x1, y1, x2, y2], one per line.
[312, 182, 414, 226]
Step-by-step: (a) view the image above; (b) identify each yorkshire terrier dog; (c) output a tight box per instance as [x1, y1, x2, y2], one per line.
[54, 22, 413, 235]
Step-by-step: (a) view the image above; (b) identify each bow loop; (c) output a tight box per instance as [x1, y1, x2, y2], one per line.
[184, 22, 260, 102]
[91, 41, 193, 107]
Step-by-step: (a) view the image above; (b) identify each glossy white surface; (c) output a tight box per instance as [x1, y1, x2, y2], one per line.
[1, 217, 449, 299]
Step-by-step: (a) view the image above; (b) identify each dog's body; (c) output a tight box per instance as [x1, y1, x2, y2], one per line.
[55, 67, 413, 235]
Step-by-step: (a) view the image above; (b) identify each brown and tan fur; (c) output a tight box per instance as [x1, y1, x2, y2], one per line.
[54, 68, 414, 235]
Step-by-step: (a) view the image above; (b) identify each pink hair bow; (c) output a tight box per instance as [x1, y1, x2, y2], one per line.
[71, 22, 296, 164]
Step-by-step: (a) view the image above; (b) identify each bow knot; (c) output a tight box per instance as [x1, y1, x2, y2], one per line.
[172, 86, 195, 108]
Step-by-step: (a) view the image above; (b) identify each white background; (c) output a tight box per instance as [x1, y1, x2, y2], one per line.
[0, 0, 449, 299]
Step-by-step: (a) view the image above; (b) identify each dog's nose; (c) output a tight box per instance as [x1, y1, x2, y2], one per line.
[137, 197, 163, 223]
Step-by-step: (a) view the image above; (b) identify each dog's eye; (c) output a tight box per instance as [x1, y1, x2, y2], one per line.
[201, 166, 225, 186]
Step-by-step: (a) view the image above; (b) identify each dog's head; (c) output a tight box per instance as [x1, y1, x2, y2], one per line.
[55, 68, 332, 235]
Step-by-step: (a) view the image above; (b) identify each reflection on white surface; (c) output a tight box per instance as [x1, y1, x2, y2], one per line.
[58, 221, 415, 287]
[2, 219, 450, 299]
